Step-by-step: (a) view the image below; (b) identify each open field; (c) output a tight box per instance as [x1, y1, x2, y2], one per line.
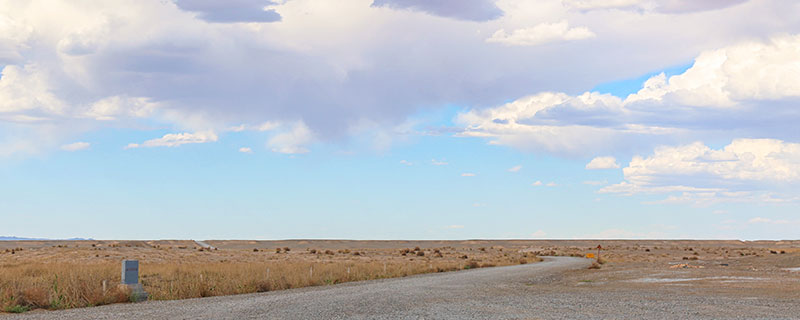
[0, 239, 539, 313]
[2, 239, 799, 316]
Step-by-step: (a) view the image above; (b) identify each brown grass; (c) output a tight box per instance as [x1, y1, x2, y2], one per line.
[0, 242, 540, 313]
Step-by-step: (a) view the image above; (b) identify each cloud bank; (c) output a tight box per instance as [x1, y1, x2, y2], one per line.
[457, 34, 800, 156]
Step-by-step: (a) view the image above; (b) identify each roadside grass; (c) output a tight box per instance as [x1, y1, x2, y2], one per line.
[0, 247, 540, 313]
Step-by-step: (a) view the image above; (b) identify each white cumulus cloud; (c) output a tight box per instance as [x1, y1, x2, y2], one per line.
[586, 156, 620, 169]
[238, 147, 253, 153]
[599, 139, 800, 204]
[458, 34, 800, 157]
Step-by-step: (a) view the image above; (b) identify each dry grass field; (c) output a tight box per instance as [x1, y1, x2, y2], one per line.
[0, 240, 539, 313]
[1, 239, 799, 314]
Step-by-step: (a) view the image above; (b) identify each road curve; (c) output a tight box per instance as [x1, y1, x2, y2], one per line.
[8, 257, 590, 320]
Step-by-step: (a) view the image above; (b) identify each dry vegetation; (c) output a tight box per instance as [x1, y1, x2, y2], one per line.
[0, 240, 540, 313]
[3, 239, 799, 314]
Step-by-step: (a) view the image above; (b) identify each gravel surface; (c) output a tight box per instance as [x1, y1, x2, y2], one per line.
[6, 257, 798, 319]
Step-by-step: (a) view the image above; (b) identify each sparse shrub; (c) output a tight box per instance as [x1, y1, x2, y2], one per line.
[283, 247, 290, 252]
[255, 281, 271, 293]
[413, 247, 421, 252]
[518, 258, 527, 264]
[324, 250, 334, 255]
[416, 251, 425, 257]
[352, 252, 360, 256]
[253, 248, 259, 252]
[275, 248, 281, 253]
[18, 287, 49, 309]
[464, 261, 480, 269]
[588, 262, 601, 269]
[460, 255, 468, 259]
[309, 249, 317, 254]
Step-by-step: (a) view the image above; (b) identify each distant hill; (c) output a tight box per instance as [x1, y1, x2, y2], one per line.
[0, 236, 94, 241]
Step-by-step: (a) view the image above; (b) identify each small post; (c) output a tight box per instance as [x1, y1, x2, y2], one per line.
[102, 280, 107, 293]
[266, 268, 270, 280]
[121, 260, 148, 302]
[310, 266, 313, 278]
[596, 245, 602, 262]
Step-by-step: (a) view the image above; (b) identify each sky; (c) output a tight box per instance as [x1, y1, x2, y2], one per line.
[1, 0, 799, 240]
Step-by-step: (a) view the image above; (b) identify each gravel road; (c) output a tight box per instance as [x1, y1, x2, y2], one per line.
[7, 257, 798, 319]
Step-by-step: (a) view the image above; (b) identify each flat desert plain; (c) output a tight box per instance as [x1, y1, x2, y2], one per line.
[1, 239, 799, 315]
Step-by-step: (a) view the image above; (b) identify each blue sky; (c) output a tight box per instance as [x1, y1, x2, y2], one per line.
[1, 0, 800, 240]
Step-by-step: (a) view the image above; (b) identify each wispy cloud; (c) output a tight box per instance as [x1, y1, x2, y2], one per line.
[530, 230, 547, 238]
[507, 165, 522, 172]
[486, 20, 595, 46]
[125, 131, 218, 149]
[268, 122, 313, 154]
[60, 142, 90, 151]
[583, 180, 607, 186]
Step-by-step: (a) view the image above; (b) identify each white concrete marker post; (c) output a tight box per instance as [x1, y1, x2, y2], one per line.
[121, 260, 148, 302]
